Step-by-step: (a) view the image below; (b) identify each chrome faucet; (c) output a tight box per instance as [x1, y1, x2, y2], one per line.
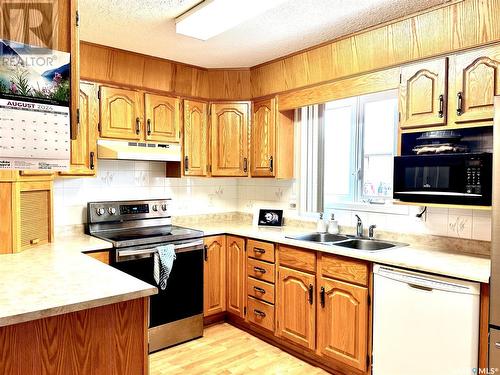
[355, 215, 363, 237]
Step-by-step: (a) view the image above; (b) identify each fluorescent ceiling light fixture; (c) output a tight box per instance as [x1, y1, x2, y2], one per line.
[176, 0, 288, 41]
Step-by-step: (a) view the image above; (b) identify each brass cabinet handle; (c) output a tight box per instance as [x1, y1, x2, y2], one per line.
[253, 248, 265, 254]
[438, 94, 444, 118]
[253, 286, 266, 294]
[135, 117, 141, 135]
[308, 284, 314, 305]
[457, 92, 463, 116]
[147, 119, 151, 136]
[30, 238, 40, 245]
[269, 156, 273, 172]
[243, 157, 248, 173]
[89, 151, 95, 170]
[253, 309, 266, 318]
[320, 286, 326, 308]
[253, 266, 266, 274]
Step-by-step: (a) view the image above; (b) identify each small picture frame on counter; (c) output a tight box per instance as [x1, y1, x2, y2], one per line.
[256, 209, 284, 227]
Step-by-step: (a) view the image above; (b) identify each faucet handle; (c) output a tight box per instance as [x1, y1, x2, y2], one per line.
[355, 214, 362, 223]
[368, 224, 377, 239]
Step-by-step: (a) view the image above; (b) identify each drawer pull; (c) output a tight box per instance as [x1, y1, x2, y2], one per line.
[254, 266, 266, 274]
[253, 286, 266, 294]
[253, 309, 266, 318]
[253, 248, 266, 254]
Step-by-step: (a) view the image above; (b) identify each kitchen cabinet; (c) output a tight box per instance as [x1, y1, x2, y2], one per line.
[99, 86, 143, 140]
[277, 266, 316, 350]
[251, 98, 275, 177]
[210, 102, 250, 177]
[0, 179, 53, 254]
[183, 100, 208, 176]
[317, 276, 369, 371]
[85, 250, 110, 264]
[399, 58, 448, 129]
[226, 236, 246, 318]
[450, 45, 500, 125]
[144, 93, 180, 142]
[60, 82, 98, 176]
[203, 235, 226, 317]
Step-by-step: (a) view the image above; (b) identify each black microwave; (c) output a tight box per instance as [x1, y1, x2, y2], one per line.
[393, 153, 492, 206]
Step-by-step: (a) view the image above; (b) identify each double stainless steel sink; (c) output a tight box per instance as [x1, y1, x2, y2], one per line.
[286, 232, 407, 251]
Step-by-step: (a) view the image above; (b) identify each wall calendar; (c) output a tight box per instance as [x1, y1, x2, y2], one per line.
[0, 39, 70, 170]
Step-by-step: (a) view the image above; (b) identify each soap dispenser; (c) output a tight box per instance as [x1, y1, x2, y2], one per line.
[316, 213, 327, 233]
[327, 213, 339, 234]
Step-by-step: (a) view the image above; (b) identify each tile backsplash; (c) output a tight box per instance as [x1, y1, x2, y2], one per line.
[54, 160, 491, 241]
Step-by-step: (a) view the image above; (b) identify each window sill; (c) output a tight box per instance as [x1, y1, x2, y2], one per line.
[324, 201, 417, 215]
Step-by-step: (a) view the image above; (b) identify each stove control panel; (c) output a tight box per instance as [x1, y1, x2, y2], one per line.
[88, 199, 171, 223]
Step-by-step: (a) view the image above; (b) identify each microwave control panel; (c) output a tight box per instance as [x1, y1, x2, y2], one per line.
[465, 159, 482, 195]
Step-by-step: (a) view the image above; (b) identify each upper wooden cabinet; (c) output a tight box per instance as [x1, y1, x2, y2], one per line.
[450, 45, 500, 125]
[317, 276, 369, 372]
[203, 235, 226, 317]
[99, 86, 143, 140]
[251, 99, 276, 177]
[60, 82, 98, 176]
[144, 94, 180, 142]
[399, 58, 447, 129]
[277, 266, 316, 350]
[226, 236, 246, 318]
[210, 102, 250, 177]
[183, 100, 208, 176]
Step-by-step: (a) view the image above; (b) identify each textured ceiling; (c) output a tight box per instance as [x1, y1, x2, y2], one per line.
[80, 0, 450, 68]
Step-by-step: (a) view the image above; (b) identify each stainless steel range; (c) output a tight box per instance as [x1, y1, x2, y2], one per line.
[86, 199, 204, 353]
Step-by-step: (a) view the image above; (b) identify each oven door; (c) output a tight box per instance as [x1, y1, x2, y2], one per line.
[113, 239, 204, 350]
[393, 154, 479, 205]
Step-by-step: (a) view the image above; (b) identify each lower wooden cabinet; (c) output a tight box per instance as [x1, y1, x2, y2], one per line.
[226, 236, 246, 318]
[203, 235, 226, 317]
[317, 276, 369, 371]
[85, 250, 110, 264]
[276, 266, 316, 350]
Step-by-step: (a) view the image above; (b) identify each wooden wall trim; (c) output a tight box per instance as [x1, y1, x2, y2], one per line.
[250, 0, 500, 97]
[277, 67, 400, 110]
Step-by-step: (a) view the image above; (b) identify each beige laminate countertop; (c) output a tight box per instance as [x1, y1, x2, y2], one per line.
[0, 234, 157, 327]
[188, 223, 491, 283]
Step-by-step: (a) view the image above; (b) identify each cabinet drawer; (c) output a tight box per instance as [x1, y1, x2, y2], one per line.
[247, 296, 275, 332]
[278, 245, 316, 273]
[247, 277, 275, 304]
[321, 254, 369, 286]
[247, 258, 275, 284]
[247, 239, 275, 263]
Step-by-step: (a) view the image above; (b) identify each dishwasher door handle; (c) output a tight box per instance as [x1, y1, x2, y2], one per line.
[407, 283, 433, 292]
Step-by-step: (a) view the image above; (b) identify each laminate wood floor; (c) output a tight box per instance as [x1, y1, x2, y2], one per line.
[149, 323, 329, 375]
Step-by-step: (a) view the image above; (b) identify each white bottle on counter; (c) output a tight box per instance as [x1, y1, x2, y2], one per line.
[327, 213, 339, 234]
[316, 212, 327, 233]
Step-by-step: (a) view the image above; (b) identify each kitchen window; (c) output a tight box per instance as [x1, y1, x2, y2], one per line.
[298, 90, 399, 213]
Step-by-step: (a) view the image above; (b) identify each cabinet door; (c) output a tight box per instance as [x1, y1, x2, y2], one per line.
[60, 82, 98, 176]
[451, 46, 500, 124]
[99, 86, 142, 140]
[184, 100, 208, 176]
[210, 102, 249, 177]
[277, 266, 316, 350]
[203, 236, 226, 317]
[226, 236, 246, 318]
[144, 93, 180, 142]
[317, 277, 369, 371]
[251, 98, 275, 177]
[399, 58, 447, 128]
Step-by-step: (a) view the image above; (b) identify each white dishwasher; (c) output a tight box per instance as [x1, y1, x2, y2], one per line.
[372, 264, 480, 375]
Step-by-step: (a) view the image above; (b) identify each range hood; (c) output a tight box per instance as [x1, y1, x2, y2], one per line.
[97, 140, 181, 162]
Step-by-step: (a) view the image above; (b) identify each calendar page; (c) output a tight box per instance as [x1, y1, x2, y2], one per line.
[0, 39, 70, 170]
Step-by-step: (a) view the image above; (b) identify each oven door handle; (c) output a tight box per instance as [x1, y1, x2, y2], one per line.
[116, 240, 204, 262]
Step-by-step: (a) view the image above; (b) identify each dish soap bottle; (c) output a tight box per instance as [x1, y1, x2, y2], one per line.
[327, 213, 339, 234]
[316, 213, 327, 233]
